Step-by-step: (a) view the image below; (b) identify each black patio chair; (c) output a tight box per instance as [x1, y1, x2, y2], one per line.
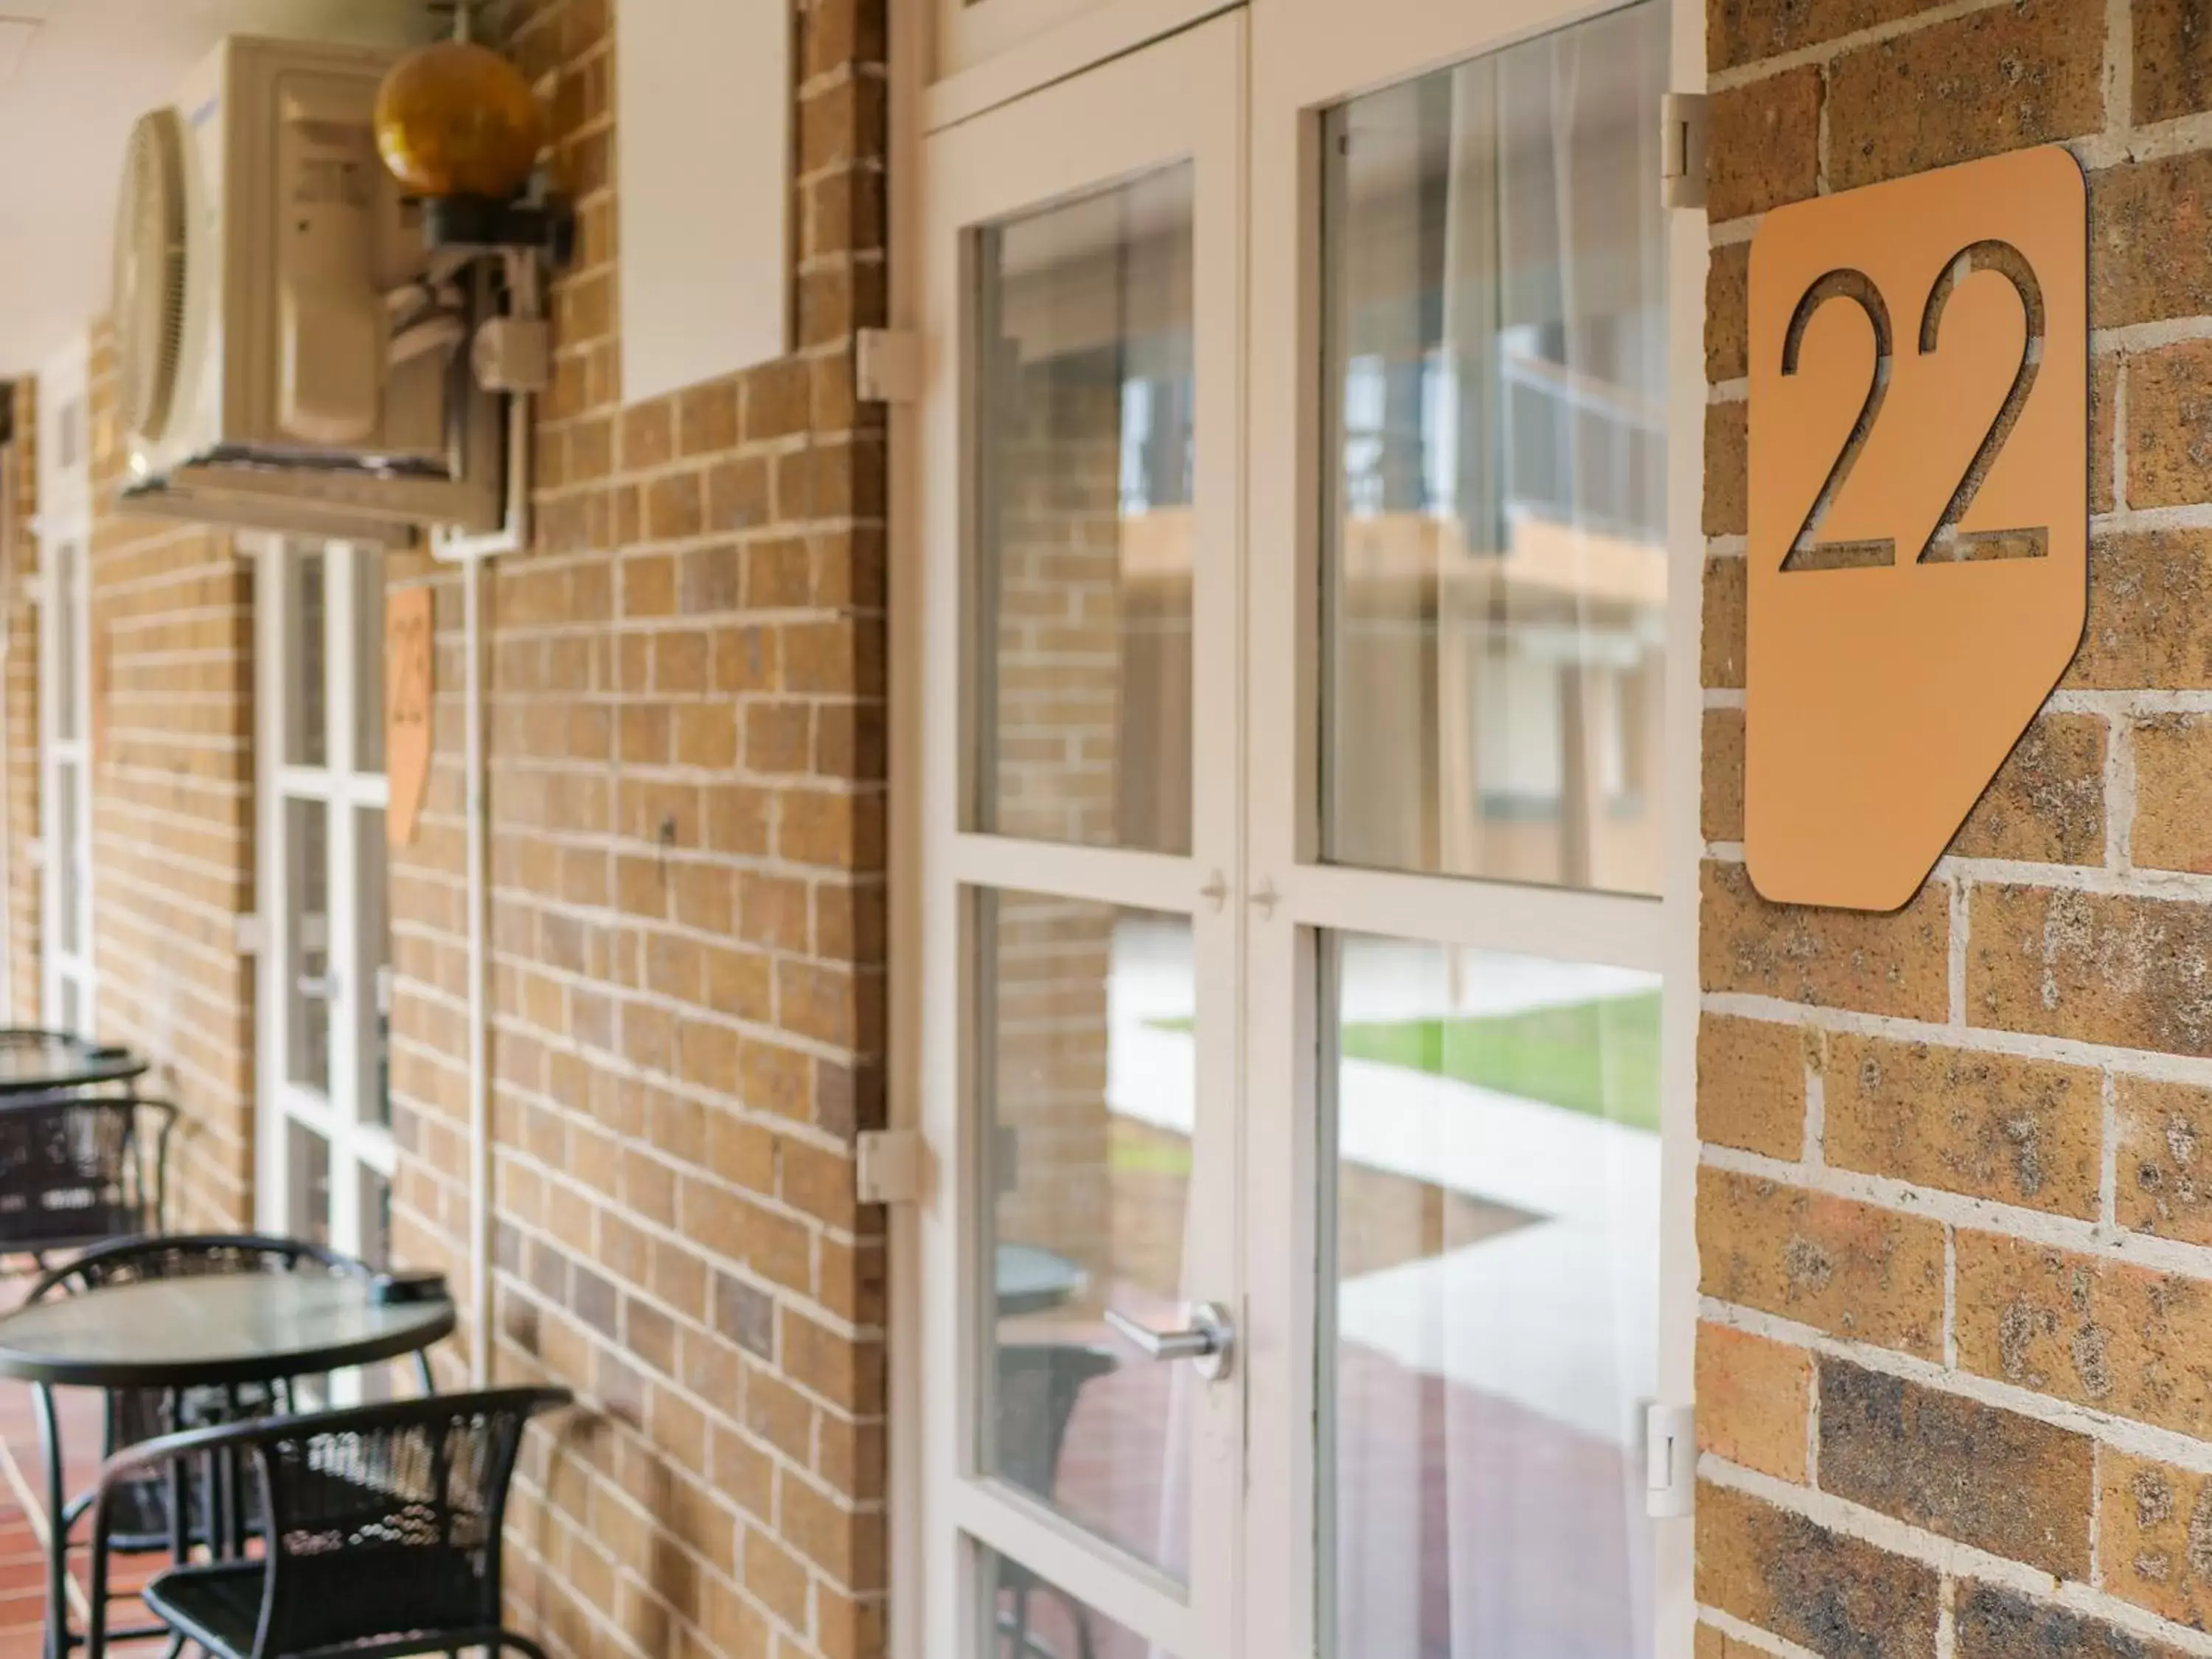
[84, 1387, 573, 1659]
[0, 1093, 173, 1265]
[993, 1343, 1120, 1659]
[28, 1234, 440, 1653]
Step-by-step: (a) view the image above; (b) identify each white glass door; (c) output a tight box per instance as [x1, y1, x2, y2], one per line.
[38, 342, 94, 1035]
[916, 15, 1246, 1657]
[255, 542, 395, 1273]
[1244, 0, 1703, 1655]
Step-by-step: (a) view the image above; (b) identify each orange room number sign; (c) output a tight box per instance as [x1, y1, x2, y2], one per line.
[1745, 145, 2087, 912]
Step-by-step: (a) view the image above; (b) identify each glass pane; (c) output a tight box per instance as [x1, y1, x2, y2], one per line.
[1320, 0, 1670, 894]
[1324, 934, 1661, 1658]
[288, 551, 328, 768]
[52, 541, 77, 742]
[55, 759, 79, 957]
[972, 165, 1196, 855]
[357, 807, 392, 1127]
[355, 550, 386, 773]
[977, 891, 1194, 1579]
[286, 798, 330, 1093]
[976, 1545, 1164, 1659]
[288, 1120, 330, 1245]
[57, 976, 80, 1039]
[358, 1166, 392, 1269]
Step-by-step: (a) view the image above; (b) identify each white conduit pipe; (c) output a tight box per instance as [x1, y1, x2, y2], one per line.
[465, 546, 490, 1387]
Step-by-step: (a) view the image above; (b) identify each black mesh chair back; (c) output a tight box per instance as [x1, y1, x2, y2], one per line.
[0, 1093, 173, 1257]
[992, 1344, 1118, 1658]
[88, 1388, 572, 1659]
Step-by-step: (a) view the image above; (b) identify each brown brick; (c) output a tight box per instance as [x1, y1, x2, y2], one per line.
[1697, 1322, 1810, 1481]
[1823, 1034, 2103, 1217]
[1709, 0, 1939, 74]
[1701, 861, 1950, 1021]
[1815, 1357, 2093, 1576]
[1697, 1014, 1807, 1158]
[2138, 0, 2212, 124]
[1955, 1581, 2194, 1659]
[1703, 557, 1747, 690]
[2133, 714, 2212, 873]
[1826, 1, 2102, 192]
[1696, 1483, 1938, 1659]
[1707, 68, 1822, 223]
[2068, 531, 2212, 689]
[2100, 1450, 2212, 1627]
[2128, 340, 2212, 509]
[1698, 1168, 1947, 1357]
[678, 380, 740, 457]
[1708, 240, 1750, 385]
[2093, 152, 2212, 328]
[1950, 713, 2106, 866]
[2117, 1076, 2212, 1245]
[1955, 1230, 2212, 1433]
[1968, 883, 2212, 1054]
[1703, 706, 1746, 844]
[621, 397, 675, 470]
[1705, 400, 1747, 537]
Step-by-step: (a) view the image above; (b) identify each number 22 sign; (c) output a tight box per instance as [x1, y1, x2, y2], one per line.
[1745, 145, 2087, 912]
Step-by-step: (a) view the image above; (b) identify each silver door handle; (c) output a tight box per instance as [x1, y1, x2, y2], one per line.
[297, 973, 339, 1001]
[1104, 1302, 1235, 1381]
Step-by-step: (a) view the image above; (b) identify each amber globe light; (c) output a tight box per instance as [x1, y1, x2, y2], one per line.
[375, 39, 546, 200]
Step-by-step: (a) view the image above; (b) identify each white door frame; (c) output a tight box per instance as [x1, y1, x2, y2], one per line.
[914, 15, 1248, 1655]
[894, 0, 1708, 1652]
[37, 339, 94, 1036]
[253, 539, 396, 1264]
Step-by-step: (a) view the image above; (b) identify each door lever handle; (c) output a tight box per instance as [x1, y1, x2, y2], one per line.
[1105, 1301, 1235, 1381]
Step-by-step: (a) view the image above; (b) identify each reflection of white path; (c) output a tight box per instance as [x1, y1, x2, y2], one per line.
[1105, 921, 1659, 1447]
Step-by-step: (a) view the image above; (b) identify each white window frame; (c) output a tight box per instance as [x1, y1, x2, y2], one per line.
[37, 339, 94, 1036]
[252, 539, 397, 1267]
[890, 0, 1709, 1652]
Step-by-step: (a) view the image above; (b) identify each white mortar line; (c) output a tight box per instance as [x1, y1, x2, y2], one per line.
[1698, 1607, 1826, 1659]
[1705, 1455, 2212, 1659]
[2090, 1441, 2107, 1590]
[1703, 1298, 2212, 1476]
[1942, 1223, 1959, 1370]
[1801, 1045, 1826, 1171]
[1704, 689, 1747, 711]
[1937, 1573, 1958, 1659]
[1708, 534, 1749, 557]
[1947, 876, 1970, 1027]
[2051, 689, 2212, 716]
[2104, 0, 2132, 139]
[1711, 377, 1749, 405]
[2093, 500, 2212, 532]
[1699, 1141, 2212, 1274]
[2107, 708, 2138, 872]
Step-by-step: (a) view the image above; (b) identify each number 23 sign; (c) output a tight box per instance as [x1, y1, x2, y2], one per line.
[1745, 145, 2087, 912]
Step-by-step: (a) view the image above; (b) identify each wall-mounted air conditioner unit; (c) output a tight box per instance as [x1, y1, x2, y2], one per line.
[112, 35, 502, 540]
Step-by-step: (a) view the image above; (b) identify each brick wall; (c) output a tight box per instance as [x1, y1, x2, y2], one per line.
[1697, 3, 2212, 1655]
[383, 4, 891, 1658]
[82, 324, 258, 1231]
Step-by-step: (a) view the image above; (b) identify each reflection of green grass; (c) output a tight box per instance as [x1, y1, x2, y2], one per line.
[1338, 992, 1662, 1132]
[1110, 1121, 1195, 1175]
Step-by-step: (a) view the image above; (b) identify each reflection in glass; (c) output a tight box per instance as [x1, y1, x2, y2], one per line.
[53, 543, 79, 742]
[977, 891, 1195, 1579]
[358, 807, 392, 1127]
[287, 798, 331, 1093]
[1321, 0, 1670, 894]
[291, 551, 328, 769]
[972, 165, 1196, 855]
[288, 1120, 331, 1245]
[55, 759, 80, 957]
[977, 1545, 1164, 1659]
[1324, 934, 1660, 1658]
[355, 552, 387, 773]
[359, 1166, 392, 1269]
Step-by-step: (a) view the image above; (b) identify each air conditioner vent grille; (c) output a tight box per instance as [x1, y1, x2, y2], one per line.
[114, 107, 189, 443]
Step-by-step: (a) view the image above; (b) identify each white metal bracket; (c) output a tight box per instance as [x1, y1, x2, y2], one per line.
[1645, 1401, 1696, 1517]
[856, 1128, 927, 1205]
[856, 329, 922, 405]
[1661, 93, 1709, 210]
[234, 914, 266, 957]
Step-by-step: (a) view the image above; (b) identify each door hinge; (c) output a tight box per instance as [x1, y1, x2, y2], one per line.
[856, 1128, 927, 1205]
[1660, 92, 1709, 210]
[855, 329, 922, 404]
[1645, 1401, 1696, 1517]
